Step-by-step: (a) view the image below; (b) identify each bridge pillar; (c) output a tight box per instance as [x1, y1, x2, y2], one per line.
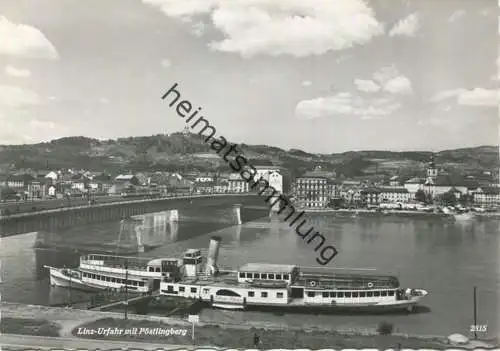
[234, 223, 241, 243]
[134, 223, 144, 253]
[232, 204, 242, 225]
[169, 209, 179, 222]
[169, 221, 179, 241]
[143, 215, 154, 242]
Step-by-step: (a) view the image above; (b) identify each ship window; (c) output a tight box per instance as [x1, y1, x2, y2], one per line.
[388, 291, 395, 296]
[268, 274, 275, 279]
[345, 292, 352, 298]
[277, 292, 284, 298]
[352, 292, 359, 298]
[239, 273, 245, 278]
[139, 282, 144, 287]
[322, 292, 329, 298]
[133, 281, 137, 286]
[283, 274, 289, 280]
[360, 291, 366, 297]
[179, 287, 185, 292]
[307, 291, 315, 297]
[156, 267, 161, 272]
[149, 267, 154, 272]
[330, 292, 337, 298]
[337, 292, 344, 298]
[246, 273, 253, 278]
[127, 280, 131, 285]
[374, 291, 381, 297]
[381, 291, 387, 296]
[367, 291, 373, 297]
[261, 274, 268, 279]
[248, 291, 255, 297]
[276, 274, 282, 280]
[254, 273, 260, 279]
[261, 292, 268, 298]
[190, 287, 197, 293]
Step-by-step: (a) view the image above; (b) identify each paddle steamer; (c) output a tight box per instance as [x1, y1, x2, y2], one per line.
[159, 237, 428, 313]
[45, 254, 181, 293]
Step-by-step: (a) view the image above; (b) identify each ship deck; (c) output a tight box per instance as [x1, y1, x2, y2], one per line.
[295, 270, 400, 290]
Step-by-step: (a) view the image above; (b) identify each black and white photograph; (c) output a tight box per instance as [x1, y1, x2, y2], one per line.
[0, 0, 499, 349]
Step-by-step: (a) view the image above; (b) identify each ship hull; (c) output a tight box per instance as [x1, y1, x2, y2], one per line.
[45, 266, 100, 292]
[200, 299, 422, 313]
[244, 299, 421, 314]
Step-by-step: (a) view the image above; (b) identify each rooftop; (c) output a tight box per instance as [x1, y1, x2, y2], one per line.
[239, 263, 296, 274]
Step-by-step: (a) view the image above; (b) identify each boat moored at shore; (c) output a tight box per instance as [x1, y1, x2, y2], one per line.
[45, 254, 182, 293]
[159, 236, 428, 313]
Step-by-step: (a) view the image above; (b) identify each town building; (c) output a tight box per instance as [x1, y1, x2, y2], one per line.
[378, 187, 411, 203]
[227, 173, 249, 193]
[293, 169, 335, 208]
[7, 174, 35, 189]
[472, 187, 500, 207]
[360, 187, 380, 206]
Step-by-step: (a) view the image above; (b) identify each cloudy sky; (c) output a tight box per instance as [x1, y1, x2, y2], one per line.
[0, 0, 498, 153]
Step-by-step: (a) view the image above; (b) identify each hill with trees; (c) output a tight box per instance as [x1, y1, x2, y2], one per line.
[0, 133, 498, 180]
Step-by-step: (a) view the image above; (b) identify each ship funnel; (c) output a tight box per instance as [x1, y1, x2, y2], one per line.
[205, 236, 221, 276]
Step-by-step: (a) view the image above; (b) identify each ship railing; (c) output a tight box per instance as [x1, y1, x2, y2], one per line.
[80, 261, 149, 272]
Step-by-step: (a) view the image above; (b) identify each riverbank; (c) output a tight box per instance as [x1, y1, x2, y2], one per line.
[301, 208, 500, 219]
[1, 302, 497, 349]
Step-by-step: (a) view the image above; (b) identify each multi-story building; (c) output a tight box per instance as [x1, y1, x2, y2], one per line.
[214, 177, 229, 193]
[7, 174, 35, 189]
[293, 170, 334, 208]
[472, 187, 500, 207]
[378, 187, 411, 203]
[227, 173, 249, 193]
[360, 187, 380, 206]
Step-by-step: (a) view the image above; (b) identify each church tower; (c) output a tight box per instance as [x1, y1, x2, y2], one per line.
[426, 154, 438, 179]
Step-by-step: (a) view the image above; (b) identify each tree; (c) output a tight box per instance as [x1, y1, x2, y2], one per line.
[440, 190, 457, 206]
[459, 194, 472, 206]
[414, 189, 426, 203]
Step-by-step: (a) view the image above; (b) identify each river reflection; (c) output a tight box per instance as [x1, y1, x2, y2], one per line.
[0, 212, 498, 338]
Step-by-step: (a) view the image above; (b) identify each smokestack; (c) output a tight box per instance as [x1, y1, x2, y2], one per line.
[205, 236, 221, 276]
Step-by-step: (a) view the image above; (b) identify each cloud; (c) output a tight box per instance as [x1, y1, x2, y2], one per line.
[0, 16, 59, 59]
[448, 9, 465, 23]
[458, 88, 498, 106]
[0, 85, 40, 107]
[354, 79, 380, 92]
[160, 59, 172, 68]
[389, 13, 419, 37]
[359, 66, 412, 94]
[383, 76, 412, 94]
[430, 88, 498, 106]
[4, 65, 31, 78]
[142, 0, 384, 57]
[191, 21, 206, 37]
[302, 80, 312, 87]
[295, 92, 401, 120]
[0, 111, 66, 144]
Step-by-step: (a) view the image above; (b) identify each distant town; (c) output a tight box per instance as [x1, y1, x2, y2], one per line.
[0, 147, 499, 216]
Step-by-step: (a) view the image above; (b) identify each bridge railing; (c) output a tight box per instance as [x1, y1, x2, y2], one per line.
[0, 193, 255, 220]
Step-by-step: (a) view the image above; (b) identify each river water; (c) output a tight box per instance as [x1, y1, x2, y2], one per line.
[1, 208, 498, 339]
